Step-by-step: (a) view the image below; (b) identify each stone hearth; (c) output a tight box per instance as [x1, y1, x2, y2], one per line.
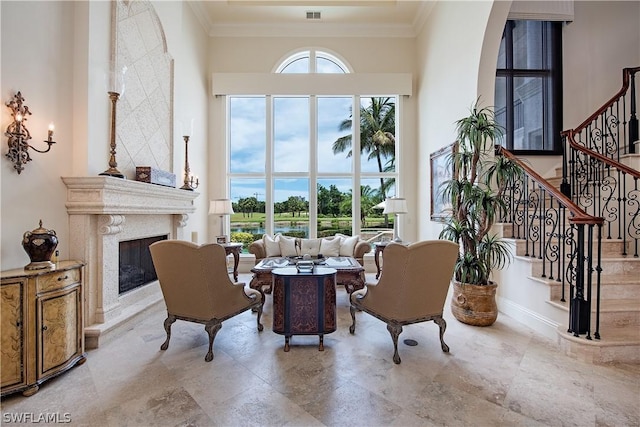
[62, 176, 198, 348]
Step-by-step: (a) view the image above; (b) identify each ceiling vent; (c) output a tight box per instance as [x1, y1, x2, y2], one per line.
[306, 11, 321, 20]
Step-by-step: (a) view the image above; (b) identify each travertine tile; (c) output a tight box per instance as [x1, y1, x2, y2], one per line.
[1, 272, 638, 427]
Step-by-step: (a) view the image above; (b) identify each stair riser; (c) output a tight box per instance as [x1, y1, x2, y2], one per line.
[549, 283, 640, 301]
[597, 310, 640, 327]
[529, 258, 640, 277]
[514, 239, 627, 257]
[544, 296, 640, 332]
[546, 297, 640, 326]
[558, 338, 640, 364]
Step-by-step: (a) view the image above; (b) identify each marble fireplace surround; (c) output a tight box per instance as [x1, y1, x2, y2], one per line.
[62, 176, 198, 348]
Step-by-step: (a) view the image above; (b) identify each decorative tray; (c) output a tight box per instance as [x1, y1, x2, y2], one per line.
[287, 256, 326, 265]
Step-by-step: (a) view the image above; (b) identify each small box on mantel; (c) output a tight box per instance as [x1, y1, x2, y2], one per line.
[135, 167, 176, 188]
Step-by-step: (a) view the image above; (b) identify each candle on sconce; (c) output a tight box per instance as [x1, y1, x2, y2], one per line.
[48, 123, 55, 141]
[180, 118, 195, 137]
[16, 113, 23, 122]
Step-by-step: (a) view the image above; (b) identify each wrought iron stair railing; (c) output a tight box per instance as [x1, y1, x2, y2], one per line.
[496, 147, 604, 340]
[561, 138, 640, 257]
[561, 67, 639, 161]
[560, 66, 640, 260]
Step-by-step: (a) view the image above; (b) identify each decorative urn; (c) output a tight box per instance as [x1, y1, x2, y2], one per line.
[22, 220, 58, 270]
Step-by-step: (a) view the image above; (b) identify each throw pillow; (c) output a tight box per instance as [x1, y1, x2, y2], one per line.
[278, 235, 298, 257]
[263, 234, 281, 257]
[337, 234, 359, 257]
[319, 237, 341, 257]
[299, 239, 321, 256]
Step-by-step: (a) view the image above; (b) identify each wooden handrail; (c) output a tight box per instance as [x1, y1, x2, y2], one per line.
[562, 67, 640, 134]
[496, 146, 604, 226]
[564, 130, 640, 180]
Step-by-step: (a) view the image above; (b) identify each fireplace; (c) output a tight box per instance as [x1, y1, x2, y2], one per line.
[62, 176, 199, 348]
[119, 235, 167, 294]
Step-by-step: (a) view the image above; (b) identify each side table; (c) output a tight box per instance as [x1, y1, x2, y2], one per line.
[272, 267, 337, 352]
[222, 242, 242, 281]
[374, 241, 410, 279]
[373, 241, 391, 279]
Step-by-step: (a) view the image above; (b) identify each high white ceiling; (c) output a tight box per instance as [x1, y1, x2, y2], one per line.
[189, 0, 434, 38]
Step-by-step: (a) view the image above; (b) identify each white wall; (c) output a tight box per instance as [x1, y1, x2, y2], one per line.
[415, 0, 498, 241]
[563, 1, 640, 130]
[524, 0, 640, 181]
[156, 1, 210, 245]
[415, 0, 640, 243]
[1, 1, 78, 270]
[1, 0, 209, 269]
[2, 0, 637, 270]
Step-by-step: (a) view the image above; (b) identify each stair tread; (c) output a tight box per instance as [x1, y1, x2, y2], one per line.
[549, 298, 640, 311]
[558, 326, 640, 344]
[529, 274, 639, 286]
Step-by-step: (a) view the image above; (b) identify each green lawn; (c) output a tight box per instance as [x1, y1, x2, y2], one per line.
[230, 212, 389, 227]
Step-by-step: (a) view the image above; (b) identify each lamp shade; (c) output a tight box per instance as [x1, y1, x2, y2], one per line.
[373, 200, 386, 210]
[209, 199, 234, 215]
[383, 197, 408, 215]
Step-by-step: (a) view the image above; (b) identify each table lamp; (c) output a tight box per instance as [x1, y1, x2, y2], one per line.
[209, 199, 234, 242]
[383, 197, 408, 242]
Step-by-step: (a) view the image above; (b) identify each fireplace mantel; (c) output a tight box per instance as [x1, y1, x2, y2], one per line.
[62, 176, 198, 215]
[62, 176, 199, 348]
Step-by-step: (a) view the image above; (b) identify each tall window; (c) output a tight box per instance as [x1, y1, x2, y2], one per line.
[228, 50, 398, 242]
[495, 20, 562, 154]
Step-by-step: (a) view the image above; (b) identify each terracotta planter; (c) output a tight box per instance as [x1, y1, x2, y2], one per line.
[450, 281, 498, 326]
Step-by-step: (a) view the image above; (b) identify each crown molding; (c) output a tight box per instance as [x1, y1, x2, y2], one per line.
[208, 21, 417, 38]
[188, 1, 213, 35]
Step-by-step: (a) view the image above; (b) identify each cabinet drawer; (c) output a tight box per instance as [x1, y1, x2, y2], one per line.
[37, 269, 80, 293]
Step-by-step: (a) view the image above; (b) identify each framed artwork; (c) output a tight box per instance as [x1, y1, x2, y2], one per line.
[430, 142, 457, 222]
[216, 236, 227, 244]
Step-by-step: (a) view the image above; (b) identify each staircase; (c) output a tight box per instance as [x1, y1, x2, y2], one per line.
[495, 67, 640, 365]
[506, 162, 640, 364]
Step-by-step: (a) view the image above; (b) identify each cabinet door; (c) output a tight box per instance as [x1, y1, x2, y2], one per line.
[37, 284, 82, 378]
[1, 280, 27, 390]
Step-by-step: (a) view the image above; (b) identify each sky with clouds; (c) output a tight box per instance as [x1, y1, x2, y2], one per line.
[229, 95, 394, 204]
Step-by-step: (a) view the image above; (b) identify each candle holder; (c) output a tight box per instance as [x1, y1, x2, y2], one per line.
[99, 91, 124, 178]
[4, 92, 56, 174]
[180, 135, 199, 191]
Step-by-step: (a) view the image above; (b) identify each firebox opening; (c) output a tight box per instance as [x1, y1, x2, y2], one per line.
[119, 235, 168, 294]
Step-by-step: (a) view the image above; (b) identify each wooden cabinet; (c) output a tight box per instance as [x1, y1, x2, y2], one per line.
[1, 261, 85, 397]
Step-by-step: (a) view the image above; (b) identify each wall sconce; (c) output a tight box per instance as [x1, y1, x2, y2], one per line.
[4, 91, 56, 174]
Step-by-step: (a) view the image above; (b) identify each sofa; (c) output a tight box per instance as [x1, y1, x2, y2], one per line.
[249, 233, 371, 266]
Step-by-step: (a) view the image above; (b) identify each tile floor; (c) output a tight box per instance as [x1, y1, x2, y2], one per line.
[2, 273, 639, 427]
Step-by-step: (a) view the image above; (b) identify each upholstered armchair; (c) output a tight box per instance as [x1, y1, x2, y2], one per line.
[349, 240, 459, 364]
[150, 240, 263, 362]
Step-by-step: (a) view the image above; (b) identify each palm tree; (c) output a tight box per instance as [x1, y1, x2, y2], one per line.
[341, 185, 383, 227]
[332, 97, 396, 201]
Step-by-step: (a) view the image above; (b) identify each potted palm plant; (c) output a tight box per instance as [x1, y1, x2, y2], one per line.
[438, 100, 523, 326]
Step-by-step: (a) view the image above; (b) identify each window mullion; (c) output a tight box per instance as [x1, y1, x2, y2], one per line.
[309, 96, 318, 238]
[266, 95, 274, 235]
[353, 96, 361, 236]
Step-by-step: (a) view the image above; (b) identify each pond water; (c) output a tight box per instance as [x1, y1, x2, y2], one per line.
[231, 223, 309, 236]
